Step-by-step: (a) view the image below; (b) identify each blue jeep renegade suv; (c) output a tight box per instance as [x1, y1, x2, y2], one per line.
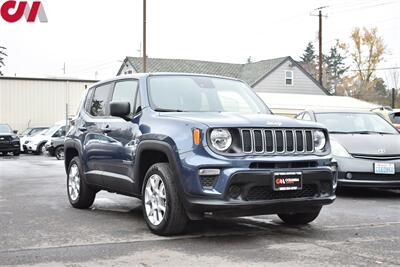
[65, 73, 336, 235]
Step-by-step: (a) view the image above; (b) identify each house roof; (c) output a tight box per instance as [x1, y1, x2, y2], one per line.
[118, 56, 329, 95]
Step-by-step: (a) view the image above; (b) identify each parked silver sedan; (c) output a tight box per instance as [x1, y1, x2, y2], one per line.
[296, 109, 400, 189]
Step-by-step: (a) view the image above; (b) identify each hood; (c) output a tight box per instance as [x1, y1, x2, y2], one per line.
[332, 134, 400, 155]
[159, 112, 324, 129]
[0, 133, 13, 137]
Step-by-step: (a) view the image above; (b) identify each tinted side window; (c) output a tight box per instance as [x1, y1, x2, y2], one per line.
[90, 83, 113, 116]
[84, 88, 95, 113]
[53, 126, 66, 138]
[112, 80, 139, 116]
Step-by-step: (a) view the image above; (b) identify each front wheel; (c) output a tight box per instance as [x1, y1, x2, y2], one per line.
[67, 156, 96, 209]
[142, 163, 188, 236]
[278, 207, 321, 225]
[55, 146, 64, 160]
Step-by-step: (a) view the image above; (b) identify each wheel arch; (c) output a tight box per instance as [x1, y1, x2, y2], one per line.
[134, 140, 184, 196]
[64, 140, 81, 174]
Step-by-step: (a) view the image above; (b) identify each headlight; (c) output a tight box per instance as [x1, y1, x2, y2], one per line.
[210, 129, 232, 152]
[330, 140, 351, 158]
[313, 130, 326, 152]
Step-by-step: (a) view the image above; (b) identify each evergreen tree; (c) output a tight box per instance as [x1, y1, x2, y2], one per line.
[324, 41, 349, 93]
[299, 42, 318, 81]
[300, 42, 317, 64]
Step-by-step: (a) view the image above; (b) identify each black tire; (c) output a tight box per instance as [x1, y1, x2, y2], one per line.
[142, 163, 188, 236]
[13, 151, 20, 156]
[1, 152, 7, 156]
[67, 156, 96, 209]
[35, 143, 45, 155]
[55, 146, 64, 160]
[278, 207, 321, 225]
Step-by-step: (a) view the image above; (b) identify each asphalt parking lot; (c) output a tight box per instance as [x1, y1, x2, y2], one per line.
[0, 155, 399, 267]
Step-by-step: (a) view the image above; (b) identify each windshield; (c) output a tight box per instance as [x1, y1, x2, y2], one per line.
[20, 128, 32, 136]
[45, 125, 61, 136]
[315, 112, 398, 134]
[148, 76, 270, 113]
[0, 124, 12, 134]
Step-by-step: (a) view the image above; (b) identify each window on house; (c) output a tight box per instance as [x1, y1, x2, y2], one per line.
[285, 71, 293, 85]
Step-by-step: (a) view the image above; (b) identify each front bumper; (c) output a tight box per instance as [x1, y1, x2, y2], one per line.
[45, 144, 55, 155]
[336, 156, 400, 188]
[0, 142, 20, 152]
[182, 168, 335, 219]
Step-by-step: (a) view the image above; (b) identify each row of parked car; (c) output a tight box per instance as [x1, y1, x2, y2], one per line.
[0, 121, 66, 160]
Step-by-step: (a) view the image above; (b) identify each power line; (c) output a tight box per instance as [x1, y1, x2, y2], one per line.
[349, 67, 400, 72]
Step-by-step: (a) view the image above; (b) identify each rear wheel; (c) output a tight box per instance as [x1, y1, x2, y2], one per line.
[67, 156, 96, 209]
[13, 151, 20, 156]
[142, 163, 188, 236]
[278, 207, 321, 225]
[55, 146, 64, 160]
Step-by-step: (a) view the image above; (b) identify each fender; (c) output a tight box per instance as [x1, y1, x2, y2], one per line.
[64, 138, 83, 173]
[134, 140, 187, 198]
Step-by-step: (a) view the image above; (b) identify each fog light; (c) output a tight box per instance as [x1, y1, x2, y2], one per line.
[198, 169, 220, 176]
[229, 185, 241, 199]
[346, 173, 352, 179]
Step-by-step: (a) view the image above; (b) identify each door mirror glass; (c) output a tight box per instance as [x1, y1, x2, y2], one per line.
[13, 130, 18, 134]
[110, 101, 131, 119]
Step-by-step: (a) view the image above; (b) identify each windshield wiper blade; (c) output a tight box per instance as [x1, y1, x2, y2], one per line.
[154, 108, 185, 112]
[329, 131, 351, 134]
[349, 131, 392, 135]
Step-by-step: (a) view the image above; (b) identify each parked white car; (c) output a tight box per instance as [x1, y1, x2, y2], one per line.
[20, 127, 49, 152]
[25, 123, 67, 155]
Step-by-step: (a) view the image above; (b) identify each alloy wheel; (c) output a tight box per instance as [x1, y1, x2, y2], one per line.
[144, 174, 167, 226]
[68, 163, 81, 202]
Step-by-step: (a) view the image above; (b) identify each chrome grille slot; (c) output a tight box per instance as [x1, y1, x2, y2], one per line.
[275, 130, 284, 152]
[305, 130, 314, 152]
[241, 130, 252, 153]
[240, 128, 316, 155]
[286, 130, 294, 152]
[253, 130, 264, 153]
[296, 130, 304, 152]
[265, 130, 274, 152]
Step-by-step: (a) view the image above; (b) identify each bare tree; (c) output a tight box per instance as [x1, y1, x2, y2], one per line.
[349, 27, 385, 94]
[0, 46, 7, 76]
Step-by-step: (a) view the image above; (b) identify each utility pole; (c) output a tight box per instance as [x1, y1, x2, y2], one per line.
[311, 6, 328, 86]
[143, 0, 147, 72]
[318, 10, 323, 86]
[392, 88, 396, 108]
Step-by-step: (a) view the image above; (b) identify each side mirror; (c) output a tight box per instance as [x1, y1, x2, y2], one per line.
[13, 130, 18, 134]
[110, 102, 131, 119]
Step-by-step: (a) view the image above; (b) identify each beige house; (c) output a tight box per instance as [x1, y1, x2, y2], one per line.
[0, 77, 96, 131]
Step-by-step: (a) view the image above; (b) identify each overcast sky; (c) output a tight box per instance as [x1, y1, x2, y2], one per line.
[0, 0, 399, 87]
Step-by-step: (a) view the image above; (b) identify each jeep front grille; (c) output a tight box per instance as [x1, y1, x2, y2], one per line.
[240, 129, 315, 155]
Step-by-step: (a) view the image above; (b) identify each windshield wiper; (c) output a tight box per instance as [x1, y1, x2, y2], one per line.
[329, 131, 351, 134]
[348, 131, 393, 135]
[154, 108, 185, 112]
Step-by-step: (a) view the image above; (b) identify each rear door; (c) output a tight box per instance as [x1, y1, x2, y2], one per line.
[83, 82, 115, 185]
